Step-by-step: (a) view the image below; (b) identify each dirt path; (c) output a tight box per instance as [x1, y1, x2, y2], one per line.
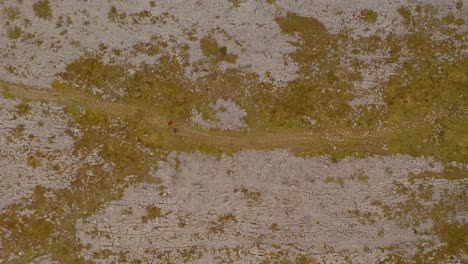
[0, 80, 421, 154]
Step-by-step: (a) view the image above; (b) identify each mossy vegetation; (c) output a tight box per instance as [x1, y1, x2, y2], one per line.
[0, 5, 466, 262]
[50, 8, 466, 162]
[375, 180, 467, 262]
[10, 123, 26, 140]
[108, 6, 127, 24]
[15, 102, 31, 115]
[200, 35, 237, 63]
[33, 0, 52, 20]
[5, 65, 17, 74]
[4, 7, 20, 21]
[357, 174, 369, 182]
[359, 9, 378, 23]
[324, 176, 345, 187]
[274, 12, 354, 128]
[8, 26, 23, 40]
[143, 206, 162, 221]
[397, 6, 412, 23]
[58, 52, 194, 122]
[218, 213, 237, 223]
[0, 97, 160, 262]
[385, 42, 466, 122]
[261, 250, 318, 264]
[241, 187, 261, 205]
[381, 19, 467, 162]
[2, 90, 15, 99]
[442, 13, 456, 24]
[410, 166, 467, 181]
[348, 209, 376, 225]
[4, 13, 463, 164]
[228, 0, 243, 8]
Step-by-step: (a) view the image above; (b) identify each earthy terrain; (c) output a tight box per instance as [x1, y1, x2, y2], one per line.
[0, 0, 467, 263]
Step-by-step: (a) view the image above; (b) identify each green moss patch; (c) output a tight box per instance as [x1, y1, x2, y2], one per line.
[15, 102, 31, 115]
[359, 9, 378, 23]
[8, 26, 23, 40]
[200, 35, 237, 63]
[33, 0, 52, 20]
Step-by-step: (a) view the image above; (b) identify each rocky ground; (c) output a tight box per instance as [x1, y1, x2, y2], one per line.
[0, 0, 467, 263]
[76, 151, 461, 263]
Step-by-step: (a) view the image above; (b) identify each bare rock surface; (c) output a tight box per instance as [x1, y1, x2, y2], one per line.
[1, 0, 465, 105]
[0, 1, 466, 263]
[76, 150, 463, 263]
[0, 95, 79, 210]
[192, 98, 247, 130]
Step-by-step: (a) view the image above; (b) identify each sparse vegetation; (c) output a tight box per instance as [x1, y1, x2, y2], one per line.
[397, 6, 412, 21]
[51, 80, 67, 90]
[4, 65, 15, 74]
[410, 166, 467, 181]
[200, 35, 237, 63]
[359, 9, 378, 23]
[8, 26, 23, 40]
[11, 123, 26, 138]
[27, 155, 42, 168]
[108, 6, 127, 23]
[261, 249, 318, 264]
[4, 7, 20, 21]
[16, 102, 31, 115]
[374, 181, 467, 262]
[269, 223, 279, 231]
[228, 0, 243, 8]
[218, 213, 238, 223]
[274, 12, 353, 128]
[324, 176, 345, 187]
[0, 3, 466, 262]
[357, 174, 369, 182]
[348, 209, 376, 225]
[2, 90, 15, 99]
[144, 206, 162, 221]
[442, 13, 456, 24]
[241, 187, 261, 205]
[207, 213, 238, 235]
[33, 0, 52, 20]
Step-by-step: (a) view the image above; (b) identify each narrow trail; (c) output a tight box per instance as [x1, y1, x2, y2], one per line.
[0, 80, 422, 153]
